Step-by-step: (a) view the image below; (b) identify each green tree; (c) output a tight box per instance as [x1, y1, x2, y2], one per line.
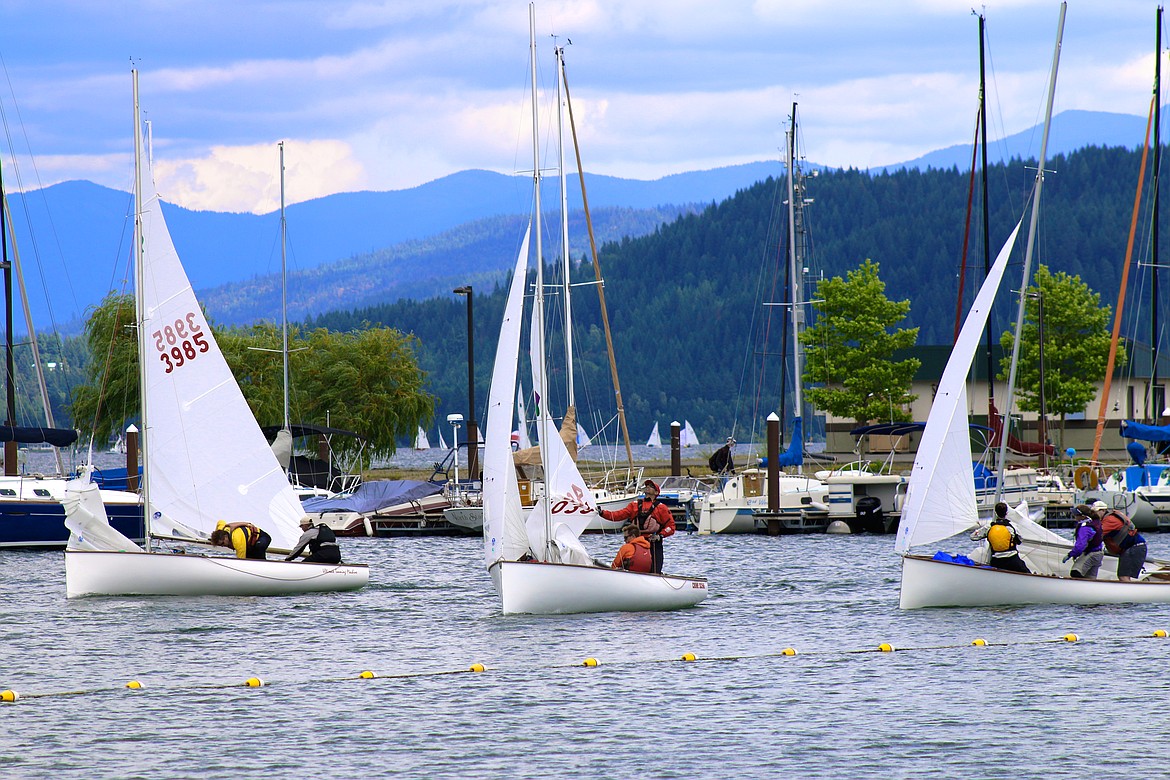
[68, 293, 137, 445]
[801, 259, 920, 425]
[69, 296, 433, 460]
[998, 265, 1119, 426]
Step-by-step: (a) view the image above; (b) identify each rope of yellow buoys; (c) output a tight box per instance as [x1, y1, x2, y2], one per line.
[1, 629, 1163, 704]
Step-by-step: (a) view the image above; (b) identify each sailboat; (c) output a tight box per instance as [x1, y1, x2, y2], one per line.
[414, 426, 431, 450]
[61, 70, 369, 597]
[896, 4, 1170, 608]
[482, 7, 707, 615]
[681, 421, 700, 448]
[696, 105, 830, 535]
[646, 422, 662, 448]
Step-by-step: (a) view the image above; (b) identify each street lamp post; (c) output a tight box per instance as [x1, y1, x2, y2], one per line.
[453, 286, 478, 481]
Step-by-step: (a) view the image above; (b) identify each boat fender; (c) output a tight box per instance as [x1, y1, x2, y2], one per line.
[1073, 466, 1099, 490]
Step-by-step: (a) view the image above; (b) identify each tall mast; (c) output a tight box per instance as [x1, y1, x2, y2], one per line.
[529, 4, 551, 553]
[560, 49, 635, 470]
[996, 2, 1064, 498]
[0, 151, 12, 476]
[556, 45, 574, 408]
[786, 103, 805, 474]
[279, 142, 290, 431]
[980, 13, 994, 419]
[1154, 6, 1163, 420]
[1093, 19, 1158, 459]
[132, 68, 152, 542]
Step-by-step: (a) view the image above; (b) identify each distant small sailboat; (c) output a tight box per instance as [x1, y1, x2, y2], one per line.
[576, 423, 592, 449]
[437, 426, 448, 450]
[646, 422, 662, 448]
[681, 420, 700, 448]
[414, 426, 430, 450]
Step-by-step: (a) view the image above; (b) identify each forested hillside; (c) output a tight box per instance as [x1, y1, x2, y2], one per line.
[310, 145, 1163, 445]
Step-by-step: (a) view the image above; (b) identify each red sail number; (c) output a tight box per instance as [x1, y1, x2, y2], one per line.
[153, 312, 211, 373]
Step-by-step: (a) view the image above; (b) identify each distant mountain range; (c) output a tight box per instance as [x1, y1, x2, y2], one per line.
[3, 108, 1158, 334]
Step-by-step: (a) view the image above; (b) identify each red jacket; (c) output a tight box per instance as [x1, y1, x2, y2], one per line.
[601, 498, 676, 537]
[612, 536, 653, 572]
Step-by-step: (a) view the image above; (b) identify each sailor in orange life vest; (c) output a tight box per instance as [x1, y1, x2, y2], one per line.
[209, 520, 272, 560]
[611, 524, 653, 573]
[969, 502, 1031, 574]
[598, 479, 676, 573]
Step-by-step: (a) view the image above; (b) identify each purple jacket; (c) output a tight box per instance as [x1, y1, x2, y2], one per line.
[1069, 518, 1104, 557]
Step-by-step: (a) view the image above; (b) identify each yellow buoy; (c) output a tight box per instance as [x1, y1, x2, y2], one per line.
[244, 677, 265, 688]
[781, 648, 798, 656]
[971, 638, 987, 647]
[126, 680, 143, 690]
[1062, 633, 1079, 643]
[582, 658, 598, 667]
[468, 663, 486, 673]
[877, 643, 895, 653]
[0, 690, 17, 703]
[358, 671, 377, 679]
[680, 652, 697, 662]
[1153, 629, 1168, 638]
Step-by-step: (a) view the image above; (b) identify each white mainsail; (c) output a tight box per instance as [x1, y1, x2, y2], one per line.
[438, 426, 448, 450]
[895, 220, 1023, 555]
[137, 145, 304, 551]
[484, 227, 533, 567]
[414, 426, 430, 450]
[682, 420, 700, 448]
[646, 422, 662, 448]
[576, 422, 591, 449]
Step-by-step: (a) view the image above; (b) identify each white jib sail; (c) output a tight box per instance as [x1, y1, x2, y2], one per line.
[895, 219, 1024, 555]
[525, 406, 596, 563]
[137, 152, 304, 550]
[484, 226, 532, 567]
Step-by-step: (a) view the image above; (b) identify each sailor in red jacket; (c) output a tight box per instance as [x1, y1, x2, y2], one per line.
[611, 524, 653, 573]
[599, 479, 676, 573]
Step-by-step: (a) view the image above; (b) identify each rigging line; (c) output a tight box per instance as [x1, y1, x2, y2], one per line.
[954, 110, 982, 343]
[1092, 91, 1156, 462]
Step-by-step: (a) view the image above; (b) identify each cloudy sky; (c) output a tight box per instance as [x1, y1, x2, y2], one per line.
[0, 1, 1163, 214]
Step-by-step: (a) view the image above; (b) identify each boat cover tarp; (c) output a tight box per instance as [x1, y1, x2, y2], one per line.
[1121, 419, 1170, 444]
[0, 425, 78, 446]
[774, 417, 804, 467]
[261, 424, 367, 441]
[300, 479, 441, 514]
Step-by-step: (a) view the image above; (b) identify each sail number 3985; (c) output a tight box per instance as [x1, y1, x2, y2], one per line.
[153, 312, 210, 373]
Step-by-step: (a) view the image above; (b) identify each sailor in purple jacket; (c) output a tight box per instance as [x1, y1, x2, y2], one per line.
[1062, 504, 1104, 579]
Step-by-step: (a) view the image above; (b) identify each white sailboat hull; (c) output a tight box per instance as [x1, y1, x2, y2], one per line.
[64, 549, 369, 598]
[899, 554, 1170, 609]
[489, 560, 707, 615]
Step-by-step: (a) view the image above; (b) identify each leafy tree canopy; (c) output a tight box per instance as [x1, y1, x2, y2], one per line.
[68, 295, 433, 460]
[998, 264, 1120, 419]
[800, 259, 920, 426]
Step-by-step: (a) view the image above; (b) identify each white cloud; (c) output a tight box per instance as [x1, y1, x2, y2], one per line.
[152, 140, 366, 214]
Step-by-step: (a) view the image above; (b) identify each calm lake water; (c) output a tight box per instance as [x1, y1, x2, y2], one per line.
[3, 530, 1170, 778]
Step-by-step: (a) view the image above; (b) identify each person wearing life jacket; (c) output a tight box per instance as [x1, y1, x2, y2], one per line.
[1095, 501, 1147, 581]
[598, 479, 676, 573]
[1062, 503, 1105, 579]
[209, 520, 272, 560]
[611, 524, 653, 573]
[284, 516, 343, 564]
[969, 502, 1031, 573]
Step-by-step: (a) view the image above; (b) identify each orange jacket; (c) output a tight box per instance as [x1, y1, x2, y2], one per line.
[600, 499, 676, 537]
[612, 536, 653, 572]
